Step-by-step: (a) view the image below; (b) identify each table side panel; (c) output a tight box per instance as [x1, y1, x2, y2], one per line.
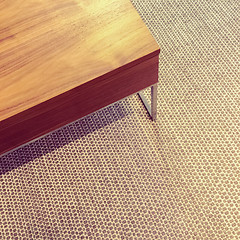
[0, 55, 159, 155]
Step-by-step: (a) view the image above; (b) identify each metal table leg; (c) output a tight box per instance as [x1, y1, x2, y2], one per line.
[138, 83, 157, 121]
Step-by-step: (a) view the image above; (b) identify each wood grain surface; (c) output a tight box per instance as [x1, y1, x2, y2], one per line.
[0, 0, 160, 155]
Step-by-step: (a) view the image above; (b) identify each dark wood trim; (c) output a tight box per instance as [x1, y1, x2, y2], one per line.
[0, 55, 159, 155]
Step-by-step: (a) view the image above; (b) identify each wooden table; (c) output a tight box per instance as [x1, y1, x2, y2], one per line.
[0, 0, 160, 156]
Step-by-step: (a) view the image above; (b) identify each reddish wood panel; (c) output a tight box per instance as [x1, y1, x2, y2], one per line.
[0, 55, 159, 155]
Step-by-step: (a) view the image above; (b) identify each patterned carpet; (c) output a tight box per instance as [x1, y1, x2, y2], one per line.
[0, 0, 240, 239]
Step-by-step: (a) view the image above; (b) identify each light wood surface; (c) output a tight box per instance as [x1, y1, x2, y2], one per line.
[0, 0, 160, 155]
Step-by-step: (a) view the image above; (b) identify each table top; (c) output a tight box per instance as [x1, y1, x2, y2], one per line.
[0, 0, 159, 122]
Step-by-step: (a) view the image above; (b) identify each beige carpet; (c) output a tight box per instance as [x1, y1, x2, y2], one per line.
[0, 0, 240, 239]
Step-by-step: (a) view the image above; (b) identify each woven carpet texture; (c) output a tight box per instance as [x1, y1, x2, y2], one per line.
[0, 0, 240, 239]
